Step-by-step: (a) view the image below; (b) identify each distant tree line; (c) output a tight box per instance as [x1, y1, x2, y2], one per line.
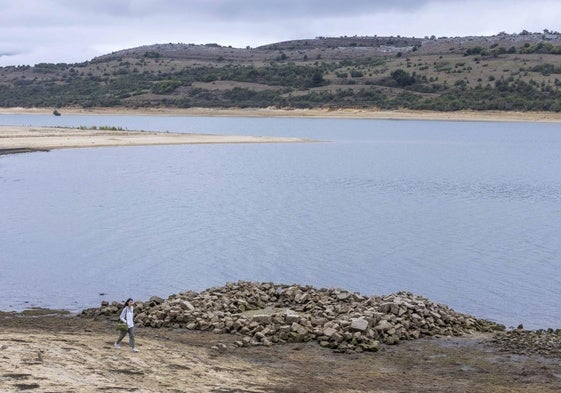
[464, 42, 561, 57]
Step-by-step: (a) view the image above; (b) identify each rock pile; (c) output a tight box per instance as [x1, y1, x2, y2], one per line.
[82, 281, 502, 352]
[492, 327, 561, 357]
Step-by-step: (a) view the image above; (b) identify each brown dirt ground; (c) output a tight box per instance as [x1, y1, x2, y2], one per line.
[1, 311, 561, 392]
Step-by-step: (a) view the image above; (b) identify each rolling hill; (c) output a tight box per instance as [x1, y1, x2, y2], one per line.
[1, 30, 561, 112]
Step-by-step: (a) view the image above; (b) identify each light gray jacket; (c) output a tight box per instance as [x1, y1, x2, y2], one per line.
[119, 306, 134, 328]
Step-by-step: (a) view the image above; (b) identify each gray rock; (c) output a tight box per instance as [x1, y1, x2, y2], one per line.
[350, 318, 369, 332]
[322, 327, 338, 337]
[149, 296, 165, 305]
[375, 320, 393, 332]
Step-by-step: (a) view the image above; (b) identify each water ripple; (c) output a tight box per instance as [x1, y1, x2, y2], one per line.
[2, 118, 561, 329]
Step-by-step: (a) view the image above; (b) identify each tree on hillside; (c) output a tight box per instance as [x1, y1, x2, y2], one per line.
[391, 69, 415, 87]
[308, 70, 325, 87]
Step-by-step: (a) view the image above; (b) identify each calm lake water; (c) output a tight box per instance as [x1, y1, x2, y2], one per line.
[1, 114, 560, 329]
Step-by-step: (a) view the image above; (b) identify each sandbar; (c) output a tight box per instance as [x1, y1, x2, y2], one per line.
[0, 125, 311, 155]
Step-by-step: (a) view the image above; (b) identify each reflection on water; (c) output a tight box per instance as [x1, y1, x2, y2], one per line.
[1, 115, 561, 329]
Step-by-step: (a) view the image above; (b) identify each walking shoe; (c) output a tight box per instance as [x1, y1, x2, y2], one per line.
[114, 343, 120, 349]
[132, 347, 139, 352]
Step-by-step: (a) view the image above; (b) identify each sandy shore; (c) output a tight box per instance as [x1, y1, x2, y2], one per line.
[0, 125, 311, 154]
[1, 108, 558, 154]
[1, 311, 561, 392]
[1, 106, 561, 122]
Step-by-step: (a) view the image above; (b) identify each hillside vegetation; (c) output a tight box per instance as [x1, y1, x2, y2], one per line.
[2, 31, 561, 112]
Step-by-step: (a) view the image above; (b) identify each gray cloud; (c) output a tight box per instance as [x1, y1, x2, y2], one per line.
[53, 0, 428, 19]
[187, 0, 426, 19]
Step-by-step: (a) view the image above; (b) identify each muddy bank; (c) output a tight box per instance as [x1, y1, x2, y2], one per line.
[1, 309, 561, 392]
[2, 283, 561, 392]
[0, 148, 50, 155]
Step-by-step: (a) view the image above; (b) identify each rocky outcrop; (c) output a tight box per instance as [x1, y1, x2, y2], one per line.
[82, 281, 502, 352]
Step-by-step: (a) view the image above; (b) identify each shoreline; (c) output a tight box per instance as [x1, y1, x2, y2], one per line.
[0, 125, 312, 154]
[1, 309, 561, 392]
[2, 281, 560, 391]
[1, 106, 561, 122]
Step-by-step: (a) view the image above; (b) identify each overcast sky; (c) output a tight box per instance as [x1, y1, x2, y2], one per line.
[1, 0, 559, 66]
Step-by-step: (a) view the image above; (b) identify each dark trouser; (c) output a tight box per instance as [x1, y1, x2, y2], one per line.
[116, 327, 135, 348]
